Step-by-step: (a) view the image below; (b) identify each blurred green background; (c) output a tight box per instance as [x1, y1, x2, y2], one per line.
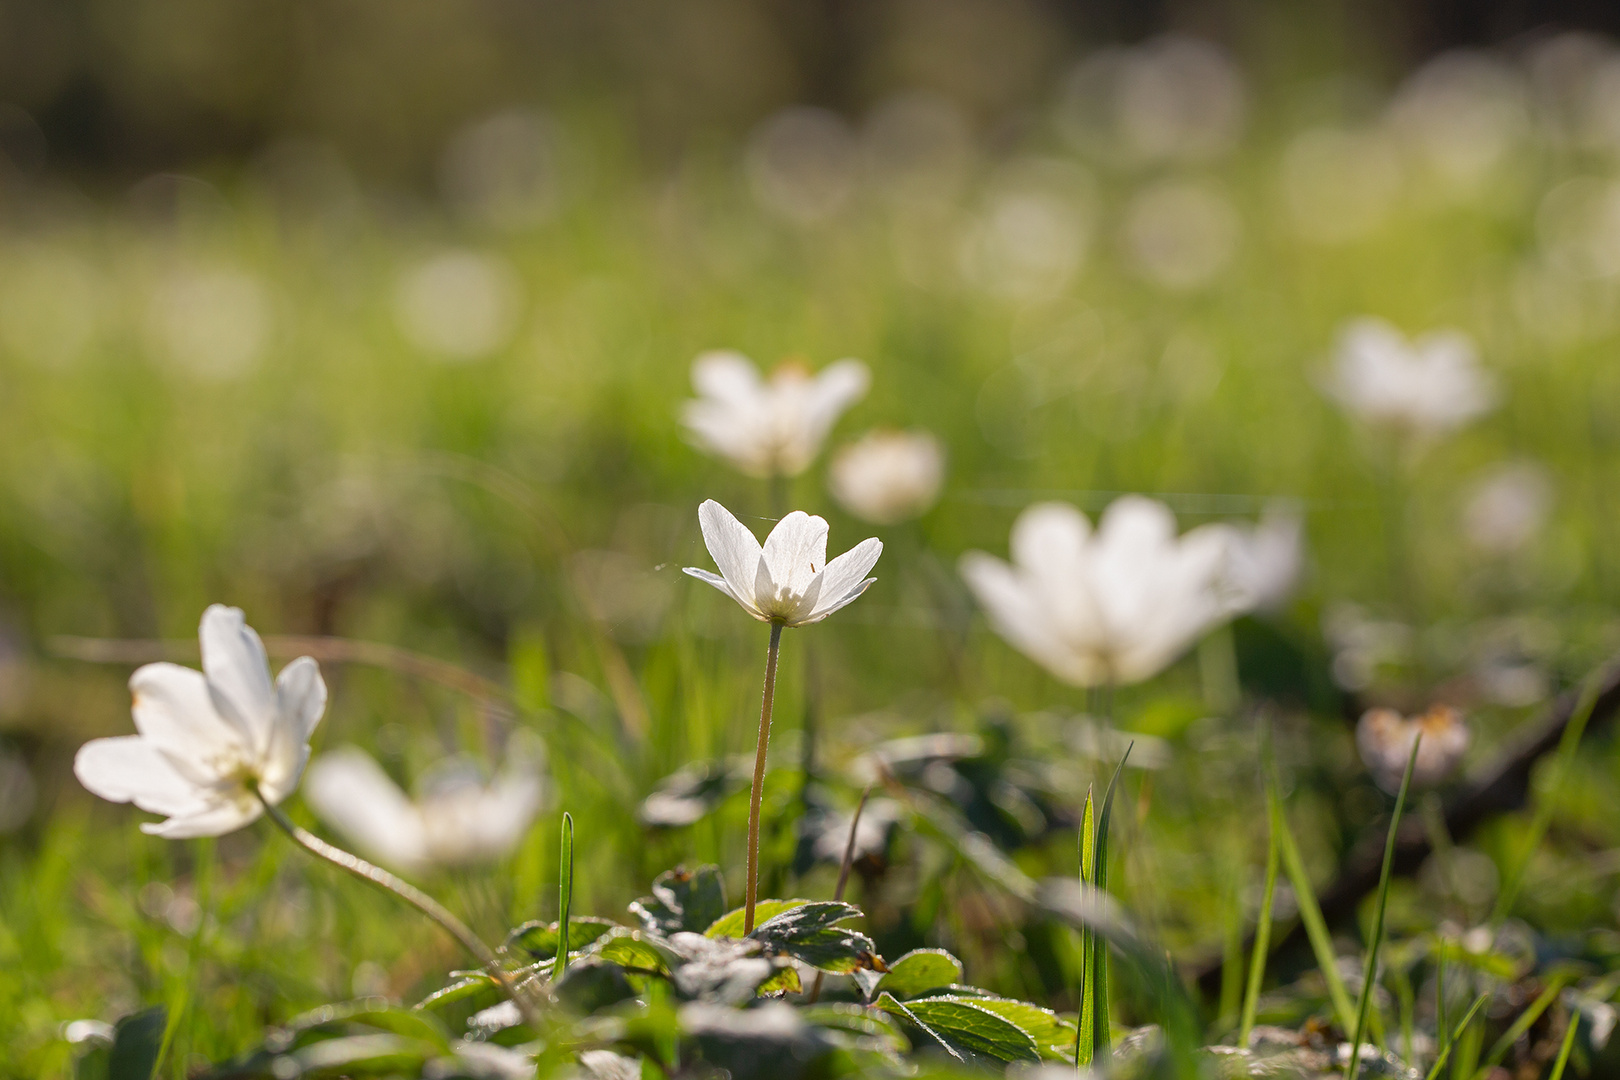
[6, 0, 1620, 1075]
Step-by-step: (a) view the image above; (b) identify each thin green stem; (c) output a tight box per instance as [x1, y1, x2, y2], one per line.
[744, 621, 785, 934]
[1548, 1010, 1580, 1080]
[1423, 993, 1489, 1080]
[557, 812, 575, 979]
[808, 784, 872, 1004]
[1239, 814, 1280, 1048]
[1346, 735, 1422, 1080]
[257, 795, 542, 1030]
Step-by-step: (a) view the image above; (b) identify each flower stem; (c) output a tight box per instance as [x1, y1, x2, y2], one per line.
[257, 794, 542, 1029]
[744, 621, 785, 934]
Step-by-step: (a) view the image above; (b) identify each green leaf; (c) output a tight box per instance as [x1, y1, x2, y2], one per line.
[966, 997, 1077, 1060]
[555, 959, 639, 1015]
[631, 866, 728, 935]
[558, 812, 576, 977]
[107, 1007, 166, 1080]
[757, 965, 803, 996]
[747, 900, 875, 973]
[875, 992, 1042, 1064]
[415, 971, 504, 1017]
[704, 899, 809, 939]
[292, 1033, 439, 1075]
[505, 916, 618, 960]
[872, 949, 964, 1000]
[591, 928, 676, 975]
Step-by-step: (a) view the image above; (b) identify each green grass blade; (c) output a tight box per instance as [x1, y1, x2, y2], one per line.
[1077, 786, 1095, 1068]
[1345, 734, 1421, 1080]
[1423, 993, 1489, 1080]
[1480, 976, 1565, 1074]
[1494, 669, 1607, 924]
[1266, 763, 1358, 1035]
[1547, 1010, 1580, 1080]
[1089, 744, 1131, 1064]
[1436, 950, 1447, 1061]
[1238, 811, 1280, 1049]
[556, 812, 575, 978]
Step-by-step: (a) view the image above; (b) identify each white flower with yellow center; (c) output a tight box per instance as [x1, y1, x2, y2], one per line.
[684, 500, 882, 626]
[74, 605, 326, 838]
[1327, 317, 1496, 435]
[681, 351, 869, 478]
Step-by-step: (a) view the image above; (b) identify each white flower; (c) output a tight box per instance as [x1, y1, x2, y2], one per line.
[1222, 503, 1306, 614]
[681, 351, 869, 478]
[304, 746, 544, 875]
[828, 429, 945, 524]
[73, 605, 326, 838]
[1463, 462, 1552, 555]
[1327, 317, 1496, 434]
[684, 500, 882, 626]
[1356, 705, 1470, 793]
[959, 496, 1237, 687]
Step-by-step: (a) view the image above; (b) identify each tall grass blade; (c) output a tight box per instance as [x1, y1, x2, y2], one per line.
[1422, 993, 1489, 1080]
[1547, 1010, 1580, 1080]
[1239, 808, 1280, 1049]
[1436, 950, 1447, 1061]
[1345, 735, 1422, 1080]
[1265, 758, 1358, 1034]
[1088, 744, 1131, 1064]
[557, 812, 575, 978]
[1077, 786, 1096, 1068]
[1480, 976, 1565, 1074]
[1493, 669, 1607, 924]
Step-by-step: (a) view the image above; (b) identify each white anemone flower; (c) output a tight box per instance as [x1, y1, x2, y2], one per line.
[74, 605, 326, 838]
[959, 496, 1238, 687]
[1357, 705, 1471, 793]
[304, 746, 544, 875]
[681, 351, 869, 478]
[1327, 317, 1497, 435]
[684, 500, 882, 626]
[1222, 503, 1306, 615]
[828, 429, 946, 524]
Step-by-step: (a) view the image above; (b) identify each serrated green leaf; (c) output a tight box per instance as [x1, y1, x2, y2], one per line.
[704, 899, 809, 939]
[966, 997, 1077, 1060]
[875, 992, 1041, 1063]
[746, 901, 875, 972]
[873, 950, 964, 1000]
[591, 928, 675, 975]
[757, 965, 803, 996]
[629, 866, 728, 935]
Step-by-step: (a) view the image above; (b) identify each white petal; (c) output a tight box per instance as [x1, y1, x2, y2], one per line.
[129, 662, 246, 763]
[960, 552, 1105, 686]
[682, 567, 764, 619]
[691, 350, 764, 409]
[803, 360, 869, 435]
[304, 748, 430, 873]
[1008, 503, 1106, 650]
[199, 605, 277, 758]
[760, 511, 830, 602]
[696, 500, 765, 607]
[74, 736, 206, 815]
[681, 401, 774, 477]
[778, 359, 869, 475]
[805, 536, 882, 620]
[259, 657, 326, 800]
[141, 799, 261, 839]
[793, 576, 875, 625]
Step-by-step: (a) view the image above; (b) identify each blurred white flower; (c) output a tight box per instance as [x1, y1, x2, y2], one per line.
[1222, 503, 1305, 614]
[1327, 318, 1496, 435]
[684, 500, 882, 627]
[0, 247, 103, 369]
[394, 249, 523, 361]
[959, 159, 1093, 300]
[1463, 462, 1552, 556]
[746, 107, 858, 225]
[1536, 178, 1620, 279]
[1387, 51, 1528, 196]
[1356, 705, 1470, 793]
[147, 264, 270, 379]
[74, 605, 326, 838]
[0, 747, 35, 833]
[1280, 127, 1404, 243]
[304, 746, 544, 875]
[959, 496, 1239, 687]
[439, 109, 563, 230]
[681, 351, 868, 478]
[1121, 180, 1240, 290]
[828, 429, 945, 525]
[1107, 37, 1247, 164]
